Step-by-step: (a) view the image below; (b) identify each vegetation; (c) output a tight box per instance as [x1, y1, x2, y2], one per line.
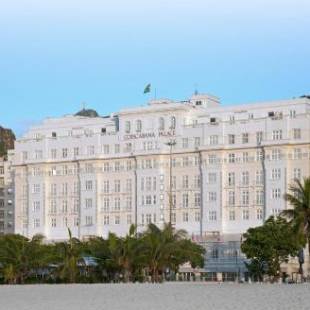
[242, 177, 310, 280]
[0, 224, 204, 284]
[241, 216, 300, 281]
[282, 177, 310, 256]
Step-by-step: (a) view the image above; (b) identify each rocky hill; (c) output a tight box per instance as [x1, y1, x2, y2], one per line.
[0, 126, 15, 157]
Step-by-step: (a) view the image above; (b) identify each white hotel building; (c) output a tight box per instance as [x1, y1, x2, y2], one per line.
[13, 94, 310, 242]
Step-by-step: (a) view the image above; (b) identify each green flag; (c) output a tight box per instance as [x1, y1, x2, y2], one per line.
[143, 83, 151, 94]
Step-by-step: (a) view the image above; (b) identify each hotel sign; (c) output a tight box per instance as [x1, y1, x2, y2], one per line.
[124, 130, 176, 140]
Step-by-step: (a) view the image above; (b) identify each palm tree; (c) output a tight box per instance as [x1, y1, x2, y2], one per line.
[283, 177, 310, 256]
[142, 223, 188, 282]
[0, 234, 51, 284]
[55, 228, 82, 283]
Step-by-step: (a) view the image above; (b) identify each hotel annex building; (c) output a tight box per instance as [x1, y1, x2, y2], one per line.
[13, 94, 310, 242]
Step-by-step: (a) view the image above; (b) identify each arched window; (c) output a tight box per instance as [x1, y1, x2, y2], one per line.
[170, 116, 176, 129]
[159, 117, 165, 130]
[136, 120, 142, 132]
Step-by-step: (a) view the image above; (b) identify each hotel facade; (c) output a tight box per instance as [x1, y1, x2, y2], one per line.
[13, 94, 310, 244]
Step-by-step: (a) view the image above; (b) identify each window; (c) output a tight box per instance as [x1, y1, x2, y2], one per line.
[182, 157, 189, 167]
[228, 134, 235, 144]
[228, 172, 235, 186]
[74, 147, 79, 157]
[114, 197, 121, 210]
[241, 190, 249, 205]
[113, 162, 120, 172]
[32, 184, 40, 194]
[195, 212, 200, 222]
[272, 188, 281, 199]
[182, 138, 189, 148]
[103, 180, 109, 193]
[272, 209, 281, 217]
[104, 215, 109, 225]
[171, 212, 176, 223]
[86, 180, 93, 191]
[86, 216, 93, 226]
[34, 218, 40, 228]
[228, 191, 235, 206]
[294, 148, 302, 160]
[62, 148, 68, 158]
[290, 110, 296, 118]
[183, 212, 189, 222]
[51, 218, 56, 227]
[242, 171, 249, 185]
[293, 168, 301, 180]
[85, 198, 92, 209]
[229, 210, 235, 221]
[243, 152, 249, 163]
[256, 209, 263, 220]
[146, 177, 152, 191]
[126, 196, 132, 210]
[87, 145, 95, 155]
[103, 197, 110, 212]
[208, 173, 216, 184]
[182, 194, 189, 208]
[271, 168, 281, 180]
[182, 175, 189, 189]
[35, 150, 43, 159]
[51, 149, 57, 159]
[194, 175, 201, 187]
[50, 200, 57, 214]
[146, 195, 152, 205]
[242, 133, 249, 144]
[114, 180, 121, 192]
[242, 209, 249, 220]
[126, 179, 132, 192]
[115, 144, 120, 153]
[125, 121, 131, 133]
[194, 137, 201, 147]
[256, 131, 263, 144]
[103, 162, 110, 172]
[271, 149, 281, 161]
[62, 200, 68, 213]
[228, 153, 235, 163]
[293, 128, 301, 140]
[256, 190, 264, 205]
[209, 135, 218, 145]
[127, 214, 132, 225]
[51, 184, 57, 196]
[272, 130, 282, 140]
[208, 192, 217, 202]
[33, 201, 40, 212]
[208, 154, 217, 164]
[103, 145, 110, 154]
[209, 211, 217, 221]
[194, 193, 201, 207]
[159, 117, 165, 130]
[136, 120, 142, 132]
[115, 215, 120, 225]
[170, 116, 176, 129]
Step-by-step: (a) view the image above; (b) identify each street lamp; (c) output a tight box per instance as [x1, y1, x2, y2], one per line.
[166, 139, 176, 225]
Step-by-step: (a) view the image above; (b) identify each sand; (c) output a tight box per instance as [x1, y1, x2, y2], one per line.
[0, 282, 309, 310]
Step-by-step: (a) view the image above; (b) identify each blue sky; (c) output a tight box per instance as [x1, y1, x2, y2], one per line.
[0, 0, 309, 136]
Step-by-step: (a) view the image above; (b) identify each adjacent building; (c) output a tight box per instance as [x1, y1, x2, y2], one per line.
[12, 94, 310, 245]
[0, 152, 15, 234]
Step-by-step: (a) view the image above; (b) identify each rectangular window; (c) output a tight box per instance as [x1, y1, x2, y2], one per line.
[182, 175, 189, 189]
[242, 190, 249, 205]
[229, 210, 235, 221]
[256, 209, 263, 220]
[242, 133, 249, 144]
[62, 148, 68, 158]
[208, 192, 217, 202]
[256, 190, 264, 205]
[272, 188, 281, 199]
[228, 172, 235, 186]
[256, 131, 263, 144]
[85, 180, 93, 191]
[228, 191, 235, 206]
[194, 137, 201, 147]
[271, 168, 281, 180]
[103, 181, 109, 193]
[293, 168, 301, 180]
[103, 145, 110, 154]
[86, 216, 93, 226]
[272, 130, 282, 140]
[183, 212, 188, 222]
[209, 135, 218, 145]
[209, 211, 217, 221]
[228, 134, 235, 144]
[194, 193, 201, 207]
[228, 153, 235, 163]
[242, 171, 249, 185]
[293, 128, 301, 140]
[182, 138, 189, 148]
[242, 209, 249, 220]
[104, 215, 109, 225]
[115, 215, 120, 225]
[114, 180, 121, 192]
[182, 193, 189, 208]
